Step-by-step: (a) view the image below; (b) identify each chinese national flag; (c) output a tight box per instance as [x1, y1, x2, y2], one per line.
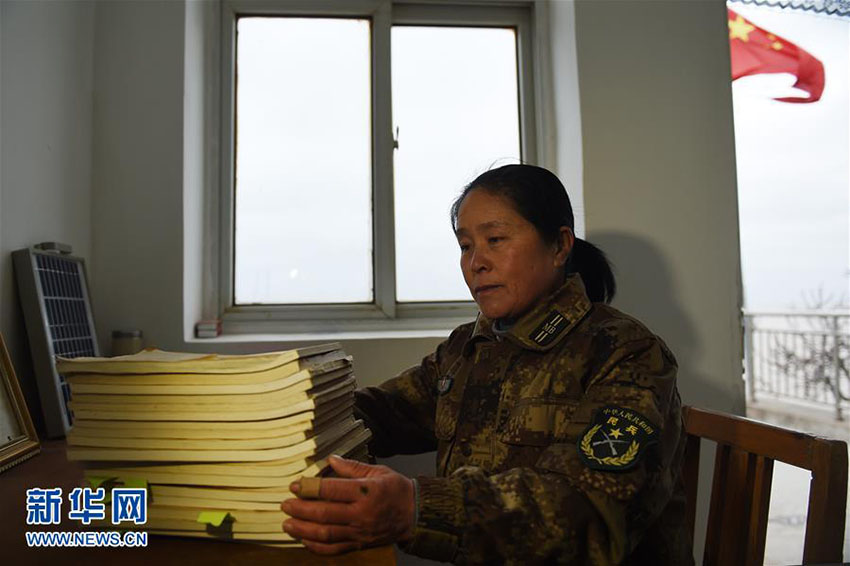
[728, 8, 825, 103]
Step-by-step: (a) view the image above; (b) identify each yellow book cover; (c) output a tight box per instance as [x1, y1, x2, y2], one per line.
[57, 342, 341, 376]
[67, 416, 360, 462]
[68, 396, 353, 441]
[68, 377, 354, 422]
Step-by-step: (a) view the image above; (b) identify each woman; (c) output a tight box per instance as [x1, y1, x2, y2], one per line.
[282, 164, 692, 565]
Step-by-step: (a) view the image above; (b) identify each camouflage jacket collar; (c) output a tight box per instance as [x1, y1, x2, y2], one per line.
[468, 274, 592, 353]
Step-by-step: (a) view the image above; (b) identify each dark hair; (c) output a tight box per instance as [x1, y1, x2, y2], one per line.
[450, 164, 616, 303]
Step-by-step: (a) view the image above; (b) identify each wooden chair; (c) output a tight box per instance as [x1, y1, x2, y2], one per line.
[682, 406, 848, 565]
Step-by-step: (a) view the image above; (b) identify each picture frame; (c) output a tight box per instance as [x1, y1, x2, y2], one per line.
[0, 334, 40, 473]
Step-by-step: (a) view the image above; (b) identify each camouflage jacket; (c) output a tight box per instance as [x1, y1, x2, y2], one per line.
[354, 275, 693, 565]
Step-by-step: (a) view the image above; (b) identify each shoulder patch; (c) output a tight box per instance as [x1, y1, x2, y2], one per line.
[528, 310, 569, 347]
[577, 406, 659, 472]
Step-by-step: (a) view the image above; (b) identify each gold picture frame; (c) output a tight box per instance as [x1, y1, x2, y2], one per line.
[0, 334, 40, 473]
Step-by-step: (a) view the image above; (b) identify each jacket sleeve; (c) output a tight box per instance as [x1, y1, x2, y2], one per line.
[353, 326, 469, 457]
[402, 337, 688, 565]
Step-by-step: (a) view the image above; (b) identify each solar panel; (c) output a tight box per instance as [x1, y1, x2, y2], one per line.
[13, 246, 99, 438]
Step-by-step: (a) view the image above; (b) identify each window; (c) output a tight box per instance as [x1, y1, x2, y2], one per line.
[234, 17, 374, 305]
[219, 1, 544, 332]
[392, 25, 521, 302]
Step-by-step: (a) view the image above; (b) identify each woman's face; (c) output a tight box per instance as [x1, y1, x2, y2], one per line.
[455, 189, 571, 321]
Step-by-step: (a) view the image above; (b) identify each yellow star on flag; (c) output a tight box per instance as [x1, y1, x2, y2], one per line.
[609, 428, 623, 439]
[729, 15, 755, 42]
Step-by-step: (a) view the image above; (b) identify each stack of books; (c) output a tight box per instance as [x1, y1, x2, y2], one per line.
[56, 343, 370, 546]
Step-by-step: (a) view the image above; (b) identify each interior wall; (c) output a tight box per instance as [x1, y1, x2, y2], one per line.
[89, 0, 186, 354]
[183, 0, 206, 342]
[574, 0, 745, 415]
[0, 0, 95, 434]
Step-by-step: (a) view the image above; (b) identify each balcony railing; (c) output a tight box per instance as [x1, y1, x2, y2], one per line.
[743, 310, 850, 421]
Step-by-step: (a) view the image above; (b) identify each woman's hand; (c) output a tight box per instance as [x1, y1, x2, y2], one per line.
[281, 455, 416, 555]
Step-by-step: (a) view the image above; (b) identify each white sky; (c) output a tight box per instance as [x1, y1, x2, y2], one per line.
[729, 4, 849, 311]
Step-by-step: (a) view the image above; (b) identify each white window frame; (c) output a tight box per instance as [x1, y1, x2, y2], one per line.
[215, 0, 553, 335]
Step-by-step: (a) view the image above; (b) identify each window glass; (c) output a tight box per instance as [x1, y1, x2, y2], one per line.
[234, 17, 373, 304]
[392, 26, 522, 302]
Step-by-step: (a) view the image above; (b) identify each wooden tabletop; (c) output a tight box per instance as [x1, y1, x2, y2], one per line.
[0, 440, 396, 565]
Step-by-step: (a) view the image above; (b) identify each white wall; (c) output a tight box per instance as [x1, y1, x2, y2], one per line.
[0, 0, 95, 434]
[573, 0, 745, 416]
[89, 0, 186, 354]
[183, 0, 207, 342]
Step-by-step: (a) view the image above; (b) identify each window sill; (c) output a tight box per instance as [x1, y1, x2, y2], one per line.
[187, 315, 476, 343]
[186, 328, 452, 343]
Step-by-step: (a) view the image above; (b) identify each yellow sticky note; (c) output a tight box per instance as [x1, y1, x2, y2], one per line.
[197, 511, 231, 527]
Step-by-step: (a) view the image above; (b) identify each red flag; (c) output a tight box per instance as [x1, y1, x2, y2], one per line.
[728, 8, 825, 103]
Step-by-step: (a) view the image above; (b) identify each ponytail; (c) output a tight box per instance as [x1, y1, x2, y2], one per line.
[567, 238, 616, 304]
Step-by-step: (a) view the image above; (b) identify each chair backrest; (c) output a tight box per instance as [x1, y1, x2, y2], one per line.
[682, 405, 848, 566]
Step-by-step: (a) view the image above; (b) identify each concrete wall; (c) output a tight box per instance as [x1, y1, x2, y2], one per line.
[574, 0, 745, 416]
[0, 0, 95, 433]
[183, 0, 207, 343]
[89, 0, 186, 356]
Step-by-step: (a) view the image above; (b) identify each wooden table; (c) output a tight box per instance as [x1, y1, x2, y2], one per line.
[0, 440, 396, 565]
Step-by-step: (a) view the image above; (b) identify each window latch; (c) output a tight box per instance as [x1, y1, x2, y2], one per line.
[393, 126, 400, 150]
